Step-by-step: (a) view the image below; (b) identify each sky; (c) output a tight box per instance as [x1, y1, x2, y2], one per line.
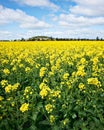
[0, 0, 104, 40]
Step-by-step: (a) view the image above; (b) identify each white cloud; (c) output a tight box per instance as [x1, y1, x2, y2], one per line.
[70, 0, 104, 16]
[59, 14, 104, 28]
[13, 0, 59, 10]
[0, 31, 13, 40]
[49, 14, 58, 21]
[0, 30, 12, 35]
[0, 5, 50, 29]
[55, 0, 104, 29]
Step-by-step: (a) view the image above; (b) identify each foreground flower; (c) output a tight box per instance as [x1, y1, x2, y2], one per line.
[12, 83, 20, 91]
[87, 77, 101, 87]
[5, 84, 12, 93]
[25, 67, 31, 72]
[50, 90, 61, 98]
[0, 96, 4, 101]
[1, 80, 8, 88]
[39, 84, 51, 99]
[20, 103, 29, 113]
[45, 104, 53, 113]
[0, 116, 3, 120]
[78, 83, 85, 91]
[5, 83, 20, 93]
[63, 73, 69, 80]
[3, 68, 10, 75]
[40, 89, 49, 99]
[50, 115, 55, 123]
[24, 86, 33, 96]
[63, 118, 69, 126]
[39, 67, 47, 77]
[76, 70, 86, 77]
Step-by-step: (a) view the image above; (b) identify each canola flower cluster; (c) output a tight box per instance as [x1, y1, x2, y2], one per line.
[20, 103, 29, 113]
[0, 41, 104, 130]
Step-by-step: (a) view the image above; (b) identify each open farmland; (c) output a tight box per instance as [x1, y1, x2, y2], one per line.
[0, 41, 104, 130]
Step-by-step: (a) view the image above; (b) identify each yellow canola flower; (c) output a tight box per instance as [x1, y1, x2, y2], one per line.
[77, 65, 85, 70]
[19, 64, 24, 68]
[87, 78, 101, 87]
[78, 83, 85, 91]
[11, 102, 15, 107]
[0, 96, 4, 101]
[0, 116, 3, 120]
[20, 103, 29, 113]
[56, 60, 61, 69]
[63, 118, 69, 125]
[39, 82, 50, 90]
[36, 64, 40, 68]
[43, 78, 48, 83]
[51, 66, 57, 72]
[92, 57, 99, 64]
[24, 86, 33, 96]
[39, 83, 51, 98]
[2, 59, 9, 64]
[5, 83, 20, 93]
[40, 87, 51, 99]
[24, 86, 31, 93]
[12, 83, 20, 91]
[25, 67, 31, 72]
[5, 84, 12, 93]
[63, 73, 69, 80]
[80, 58, 86, 64]
[50, 115, 55, 123]
[39, 83, 47, 90]
[76, 70, 86, 77]
[39, 67, 47, 77]
[48, 71, 54, 77]
[50, 90, 61, 98]
[1, 80, 8, 88]
[7, 97, 13, 101]
[3, 68, 10, 75]
[76, 65, 86, 77]
[12, 66, 17, 71]
[45, 104, 53, 113]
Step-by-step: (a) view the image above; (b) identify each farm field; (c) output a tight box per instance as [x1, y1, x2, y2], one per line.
[0, 41, 104, 130]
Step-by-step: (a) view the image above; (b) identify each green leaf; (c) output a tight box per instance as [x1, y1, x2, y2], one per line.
[72, 114, 77, 119]
[81, 127, 88, 130]
[28, 125, 37, 130]
[52, 126, 60, 130]
[31, 112, 38, 121]
[39, 120, 50, 125]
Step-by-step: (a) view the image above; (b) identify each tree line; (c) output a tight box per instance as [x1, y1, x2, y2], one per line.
[0, 36, 104, 41]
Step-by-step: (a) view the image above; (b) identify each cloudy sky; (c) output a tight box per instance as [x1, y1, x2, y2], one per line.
[0, 0, 104, 40]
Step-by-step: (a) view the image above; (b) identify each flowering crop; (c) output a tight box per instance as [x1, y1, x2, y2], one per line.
[0, 41, 104, 130]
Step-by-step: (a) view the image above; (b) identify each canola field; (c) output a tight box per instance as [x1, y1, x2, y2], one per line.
[0, 41, 104, 130]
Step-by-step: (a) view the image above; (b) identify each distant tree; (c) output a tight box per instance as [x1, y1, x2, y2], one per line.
[101, 38, 103, 41]
[96, 36, 99, 41]
[78, 38, 81, 41]
[14, 39, 17, 41]
[50, 37, 53, 40]
[21, 38, 25, 41]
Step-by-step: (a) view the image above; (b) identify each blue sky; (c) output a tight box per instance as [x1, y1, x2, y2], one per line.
[0, 0, 104, 40]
